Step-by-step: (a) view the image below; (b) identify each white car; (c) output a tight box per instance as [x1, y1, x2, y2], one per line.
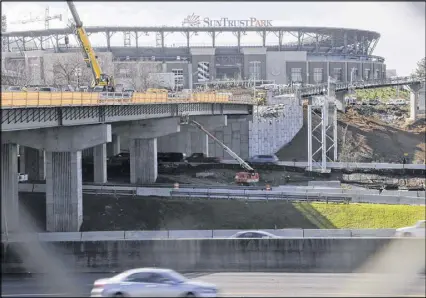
[395, 220, 425, 237]
[90, 268, 218, 297]
[230, 230, 279, 239]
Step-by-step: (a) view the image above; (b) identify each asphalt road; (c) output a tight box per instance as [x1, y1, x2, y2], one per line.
[2, 272, 425, 297]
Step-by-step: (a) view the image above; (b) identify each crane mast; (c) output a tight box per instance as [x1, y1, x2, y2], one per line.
[66, 1, 114, 91]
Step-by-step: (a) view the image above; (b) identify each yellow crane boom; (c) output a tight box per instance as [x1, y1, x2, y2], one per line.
[66, 1, 114, 91]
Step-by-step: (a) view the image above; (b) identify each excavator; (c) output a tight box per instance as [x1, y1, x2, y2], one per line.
[66, 1, 115, 92]
[188, 119, 260, 185]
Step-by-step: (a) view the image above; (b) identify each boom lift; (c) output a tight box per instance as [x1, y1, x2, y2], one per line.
[189, 119, 260, 185]
[66, 1, 115, 91]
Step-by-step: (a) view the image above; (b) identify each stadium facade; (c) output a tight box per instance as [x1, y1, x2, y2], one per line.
[1, 23, 386, 89]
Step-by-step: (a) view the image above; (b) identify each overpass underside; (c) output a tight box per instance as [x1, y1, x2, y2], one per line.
[1, 115, 230, 233]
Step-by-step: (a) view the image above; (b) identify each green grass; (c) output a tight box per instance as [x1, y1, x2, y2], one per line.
[308, 203, 425, 229]
[354, 87, 410, 101]
[76, 195, 426, 230]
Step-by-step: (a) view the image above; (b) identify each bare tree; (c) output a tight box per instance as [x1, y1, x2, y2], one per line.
[412, 57, 425, 79]
[1, 59, 33, 87]
[115, 62, 162, 91]
[47, 53, 92, 88]
[138, 62, 162, 91]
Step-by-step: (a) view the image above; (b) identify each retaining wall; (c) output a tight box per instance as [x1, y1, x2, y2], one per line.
[4, 238, 422, 274]
[249, 98, 303, 156]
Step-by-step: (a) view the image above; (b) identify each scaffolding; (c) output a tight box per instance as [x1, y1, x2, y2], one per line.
[307, 76, 338, 172]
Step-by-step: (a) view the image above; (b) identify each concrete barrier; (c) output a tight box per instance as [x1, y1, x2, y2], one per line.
[38, 232, 82, 242]
[303, 229, 352, 238]
[350, 229, 396, 237]
[2, 229, 399, 243]
[80, 231, 125, 241]
[124, 230, 168, 240]
[168, 230, 213, 239]
[2, 238, 423, 274]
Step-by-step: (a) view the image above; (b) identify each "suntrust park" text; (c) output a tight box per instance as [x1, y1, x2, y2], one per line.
[203, 17, 273, 27]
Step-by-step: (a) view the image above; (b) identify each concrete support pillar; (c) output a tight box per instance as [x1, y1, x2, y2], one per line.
[24, 147, 46, 181]
[1, 144, 19, 233]
[107, 135, 121, 157]
[93, 144, 107, 183]
[409, 86, 420, 121]
[45, 151, 83, 232]
[129, 138, 158, 184]
[335, 92, 346, 112]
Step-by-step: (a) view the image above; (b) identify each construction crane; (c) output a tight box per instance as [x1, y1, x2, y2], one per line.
[188, 119, 260, 185]
[66, 1, 115, 91]
[10, 7, 62, 30]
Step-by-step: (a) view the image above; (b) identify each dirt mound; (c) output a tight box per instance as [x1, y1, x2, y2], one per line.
[277, 107, 425, 164]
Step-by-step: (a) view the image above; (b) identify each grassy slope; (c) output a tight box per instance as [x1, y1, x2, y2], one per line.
[309, 203, 425, 229]
[20, 194, 424, 231]
[80, 196, 424, 231]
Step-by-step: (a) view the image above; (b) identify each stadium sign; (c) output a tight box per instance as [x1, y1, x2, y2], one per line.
[182, 13, 273, 28]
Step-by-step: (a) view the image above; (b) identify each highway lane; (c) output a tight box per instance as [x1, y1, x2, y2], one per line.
[2, 273, 425, 297]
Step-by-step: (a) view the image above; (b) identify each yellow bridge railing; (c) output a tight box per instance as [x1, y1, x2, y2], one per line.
[0, 91, 253, 108]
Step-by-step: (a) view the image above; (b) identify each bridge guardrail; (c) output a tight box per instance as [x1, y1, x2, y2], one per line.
[1, 228, 398, 242]
[276, 76, 425, 96]
[0, 91, 254, 108]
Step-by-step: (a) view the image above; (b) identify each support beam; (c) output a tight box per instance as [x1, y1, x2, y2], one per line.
[1, 144, 19, 233]
[112, 118, 181, 139]
[129, 138, 158, 184]
[2, 124, 112, 152]
[46, 151, 83, 232]
[93, 144, 107, 183]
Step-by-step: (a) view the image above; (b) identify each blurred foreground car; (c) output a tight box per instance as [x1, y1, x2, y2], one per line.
[230, 230, 279, 239]
[395, 220, 425, 237]
[91, 268, 218, 297]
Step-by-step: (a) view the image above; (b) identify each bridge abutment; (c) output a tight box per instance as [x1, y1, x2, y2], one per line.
[1, 144, 19, 233]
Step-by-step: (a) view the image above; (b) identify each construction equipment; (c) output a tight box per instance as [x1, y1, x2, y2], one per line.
[66, 1, 115, 91]
[188, 119, 260, 185]
[10, 7, 62, 29]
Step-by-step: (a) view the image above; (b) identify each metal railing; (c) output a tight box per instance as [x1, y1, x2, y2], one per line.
[276, 76, 425, 97]
[0, 91, 254, 108]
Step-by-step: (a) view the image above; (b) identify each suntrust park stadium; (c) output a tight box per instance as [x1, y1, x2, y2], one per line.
[1, 14, 386, 89]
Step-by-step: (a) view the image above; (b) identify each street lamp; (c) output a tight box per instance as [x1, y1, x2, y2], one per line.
[74, 67, 82, 89]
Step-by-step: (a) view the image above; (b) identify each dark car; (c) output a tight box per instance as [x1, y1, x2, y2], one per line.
[157, 152, 186, 163]
[185, 153, 221, 163]
[247, 154, 279, 165]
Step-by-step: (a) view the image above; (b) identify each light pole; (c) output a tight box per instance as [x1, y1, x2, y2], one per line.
[74, 67, 82, 89]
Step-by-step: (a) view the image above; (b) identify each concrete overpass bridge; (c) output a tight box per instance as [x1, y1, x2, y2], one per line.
[1, 91, 253, 233]
[276, 75, 425, 119]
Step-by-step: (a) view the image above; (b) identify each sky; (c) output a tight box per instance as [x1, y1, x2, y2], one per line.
[2, 1, 425, 76]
